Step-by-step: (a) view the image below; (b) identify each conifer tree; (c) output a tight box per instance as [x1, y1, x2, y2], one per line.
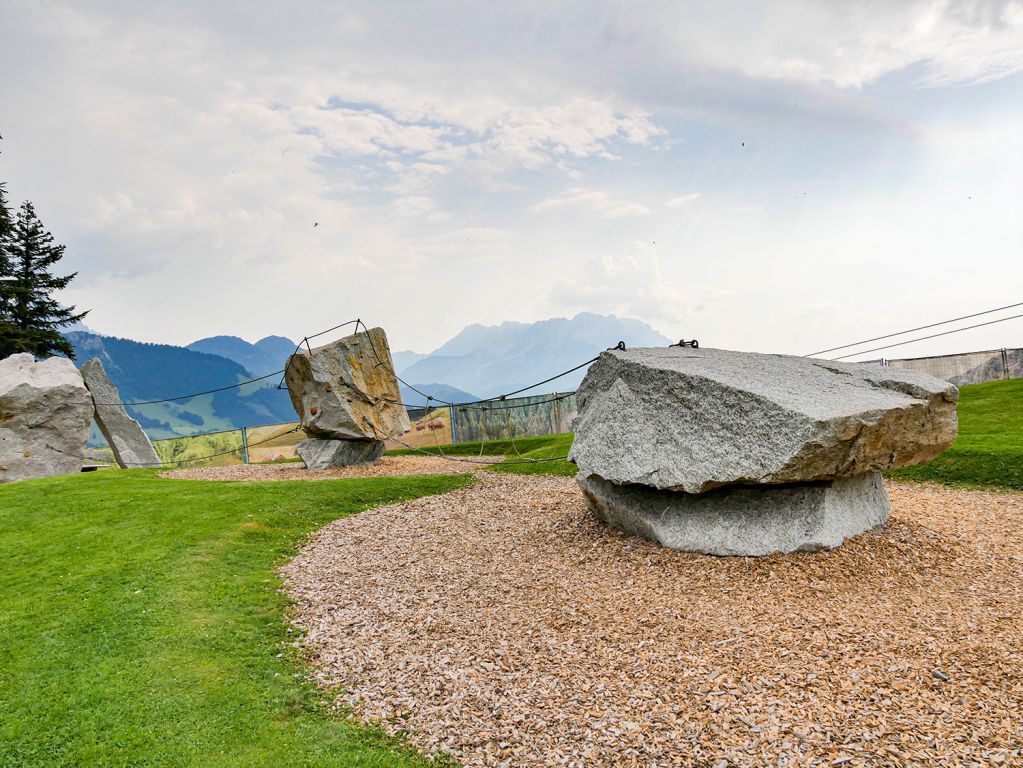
[0, 182, 13, 321]
[0, 200, 88, 359]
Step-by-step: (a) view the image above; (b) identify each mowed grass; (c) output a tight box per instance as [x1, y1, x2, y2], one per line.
[887, 377, 1023, 491]
[388, 433, 576, 477]
[0, 470, 472, 767]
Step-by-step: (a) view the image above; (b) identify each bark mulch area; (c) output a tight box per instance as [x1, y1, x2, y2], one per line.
[158, 455, 497, 481]
[282, 475, 1023, 767]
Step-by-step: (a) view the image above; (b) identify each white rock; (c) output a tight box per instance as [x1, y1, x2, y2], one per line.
[0, 353, 94, 482]
[80, 358, 160, 469]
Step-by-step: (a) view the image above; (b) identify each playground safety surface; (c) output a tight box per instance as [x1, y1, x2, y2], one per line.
[282, 474, 1023, 767]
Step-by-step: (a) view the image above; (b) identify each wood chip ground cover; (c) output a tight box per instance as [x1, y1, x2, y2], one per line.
[282, 475, 1023, 767]
[159, 455, 496, 481]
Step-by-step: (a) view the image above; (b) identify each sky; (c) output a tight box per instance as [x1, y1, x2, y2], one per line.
[1, 0, 1021, 359]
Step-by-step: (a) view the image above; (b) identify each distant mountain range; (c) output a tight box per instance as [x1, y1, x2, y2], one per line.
[186, 335, 297, 377]
[65, 312, 669, 441]
[395, 312, 669, 398]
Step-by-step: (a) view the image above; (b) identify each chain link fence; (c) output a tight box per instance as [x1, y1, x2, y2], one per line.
[151, 422, 309, 467]
[873, 347, 1021, 385]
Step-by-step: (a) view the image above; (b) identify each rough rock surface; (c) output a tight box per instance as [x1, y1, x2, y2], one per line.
[80, 358, 160, 469]
[578, 471, 891, 556]
[570, 346, 958, 493]
[0, 353, 94, 482]
[569, 346, 957, 554]
[284, 327, 410, 442]
[297, 438, 386, 470]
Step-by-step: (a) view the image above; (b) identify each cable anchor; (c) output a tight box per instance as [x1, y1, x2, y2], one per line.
[670, 339, 699, 349]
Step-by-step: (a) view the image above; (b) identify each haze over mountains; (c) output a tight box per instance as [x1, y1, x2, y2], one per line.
[67, 313, 669, 439]
[397, 313, 669, 399]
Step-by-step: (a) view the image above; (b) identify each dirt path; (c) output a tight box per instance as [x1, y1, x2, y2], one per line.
[282, 475, 1023, 767]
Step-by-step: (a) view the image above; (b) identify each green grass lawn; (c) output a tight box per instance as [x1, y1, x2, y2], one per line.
[0, 470, 472, 767]
[886, 377, 1023, 491]
[3, 379, 1016, 766]
[388, 433, 576, 477]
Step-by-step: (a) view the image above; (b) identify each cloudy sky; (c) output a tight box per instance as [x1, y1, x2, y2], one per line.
[1, 0, 1021, 358]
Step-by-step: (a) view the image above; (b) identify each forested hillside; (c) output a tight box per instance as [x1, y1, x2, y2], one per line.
[67, 332, 296, 440]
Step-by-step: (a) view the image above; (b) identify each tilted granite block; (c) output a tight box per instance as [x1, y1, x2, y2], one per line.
[80, 358, 160, 469]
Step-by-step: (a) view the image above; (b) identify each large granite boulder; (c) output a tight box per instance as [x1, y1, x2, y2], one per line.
[0, 353, 94, 482]
[284, 327, 409, 468]
[570, 346, 958, 555]
[80, 358, 160, 469]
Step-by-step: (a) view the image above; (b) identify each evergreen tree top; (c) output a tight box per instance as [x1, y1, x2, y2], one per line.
[0, 182, 89, 360]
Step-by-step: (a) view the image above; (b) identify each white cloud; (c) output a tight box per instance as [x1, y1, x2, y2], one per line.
[664, 193, 701, 208]
[607, 1, 1023, 88]
[549, 241, 736, 333]
[533, 188, 651, 218]
[1, 0, 1021, 356]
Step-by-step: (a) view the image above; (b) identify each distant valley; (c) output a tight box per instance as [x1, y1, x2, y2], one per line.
[68, 313, 669, 441]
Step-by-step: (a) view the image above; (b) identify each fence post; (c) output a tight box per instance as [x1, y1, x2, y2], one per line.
[449, 405, 457, 444]
[241, 427, 249, 464]
[1002, 348, 1010, 380]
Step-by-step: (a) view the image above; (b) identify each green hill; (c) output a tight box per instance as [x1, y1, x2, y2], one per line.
[67, 332, 297, 441]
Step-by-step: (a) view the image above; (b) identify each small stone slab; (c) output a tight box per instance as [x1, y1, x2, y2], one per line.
[578, 471, 891, 556]
[284, 327, 410, 443]
[0, 353, 93, 482]
[80, 358, 160, 469]
[297, 438, 386, 470]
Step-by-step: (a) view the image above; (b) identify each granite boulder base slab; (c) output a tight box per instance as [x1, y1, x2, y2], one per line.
[80, 358, 160, 468]
[578, 471, 891, 556]
[569, 346, 958, 555]
[297, 439, 386, 470]
[0, 353, 94, 482]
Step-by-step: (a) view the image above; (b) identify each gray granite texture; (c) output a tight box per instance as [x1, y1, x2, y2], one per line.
[578, 471, 891, 556]
[284, 327, 410, 443]
[80, 358, 160, 468]
[569, 346, 958, 494]
[0, 353, 93, 482]
[297, 438, 386, 470]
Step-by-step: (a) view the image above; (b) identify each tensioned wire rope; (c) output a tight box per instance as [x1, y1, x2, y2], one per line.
[354, 318, 611, 464]
[87, 304, 1023, 468]
[92, 316, 609, 467]
[806, 301, 1023, 358]
[93, 319, 362, 406]
[827, 313, 1023, 361]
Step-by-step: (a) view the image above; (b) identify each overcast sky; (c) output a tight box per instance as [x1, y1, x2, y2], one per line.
[1, 0, 1021, 358]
